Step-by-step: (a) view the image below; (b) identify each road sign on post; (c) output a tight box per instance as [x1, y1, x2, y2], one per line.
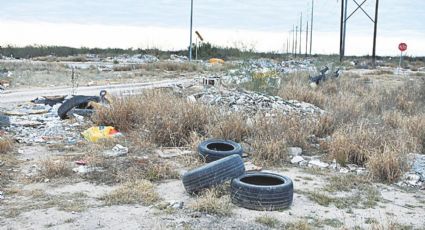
[398, 42, 407, 74]
[398, 43, 407, 52]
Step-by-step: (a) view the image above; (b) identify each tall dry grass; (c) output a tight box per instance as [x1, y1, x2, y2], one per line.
[93, 89, 214, 147]
[279, 72, 425, 182]
[0, 136, 13, 154]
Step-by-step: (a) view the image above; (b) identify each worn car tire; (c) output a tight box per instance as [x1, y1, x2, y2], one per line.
[182, 154, 245, 194]
[198, 139, 243, 162]
[58, 96, 100, 119]
[231, 172, 293, 211]
[66, 108, 95, 118]
[0, 113, 10, 127]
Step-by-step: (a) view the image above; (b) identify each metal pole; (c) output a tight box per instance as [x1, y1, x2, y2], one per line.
[292, 25, 295, 55]
[295, 25, 298, 58]
[398, 51, 403, 74]
[195, 37, 198, 60]
[306, 21, 309, 57]
[339, 0, 345, 62]
[299, 13, 302, 56]
[310, 0, 314, 55]
[372, 0, 379, 67]
[189, 0, 193, 61]
[342, 0, 348, 57]
[287, 37, 289, 54]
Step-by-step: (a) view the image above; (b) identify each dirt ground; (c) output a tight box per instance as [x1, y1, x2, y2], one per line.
[1, 144, 424, 230]
[1, 58, 425, 230]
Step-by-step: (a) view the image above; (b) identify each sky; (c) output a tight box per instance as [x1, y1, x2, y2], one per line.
[0, 0, 424, 56]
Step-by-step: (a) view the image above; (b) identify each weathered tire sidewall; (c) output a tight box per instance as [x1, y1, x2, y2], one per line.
[182, 154, 245, 194]
[230, 172, 294, 211]
[198, 139, 243, 162]
[58, 96, 100, 119]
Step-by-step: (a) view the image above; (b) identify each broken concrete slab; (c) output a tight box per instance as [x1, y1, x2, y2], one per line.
[291, 156, 305, 164]
[104, 144, 128, 157]
[308, 159, 329, 168]
[156, 148, 192, 159]
[288, 147, 302, 157]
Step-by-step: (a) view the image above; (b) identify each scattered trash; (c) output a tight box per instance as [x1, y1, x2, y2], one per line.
[191, 87, 324, 116]
[244, 162, 262, 171]
[288, 147, 302, 157]
[209, 58, 224, 64]
[104, 144, 128, 157]
[31, 95, 66, 106]
[170, 54, 188, 62]
[72, 165, 104, 174]
[81, 126, 123, 142]
[0, 191, 4, 200]
[156, 147, 192, 159]
[290, 156, 305, 164]
[75, 160, 87, 165]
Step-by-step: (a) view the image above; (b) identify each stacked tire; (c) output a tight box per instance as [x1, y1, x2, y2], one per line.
[182, 138, 294, 211]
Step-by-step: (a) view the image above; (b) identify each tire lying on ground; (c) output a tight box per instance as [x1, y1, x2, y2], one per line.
[198, 139, 243, 162]
[182, 154, 245, 194]
[0, 113, 10, 127]
[231, 172, 293, 211]
[66, 108, 95, 118]
[58, 96, 100, 119]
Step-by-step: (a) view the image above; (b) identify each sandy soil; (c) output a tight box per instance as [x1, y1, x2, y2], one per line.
[1, 144, 424, 230]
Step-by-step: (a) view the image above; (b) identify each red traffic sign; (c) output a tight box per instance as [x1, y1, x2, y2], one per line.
[398, 43, 407, 52]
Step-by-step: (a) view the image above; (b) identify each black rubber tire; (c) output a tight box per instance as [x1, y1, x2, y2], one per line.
[198, 139, 243, 162]
[231, 172, 293, 211]
[58, 96, 100, 119]
[182, 154, 245, 194]
[66, 108, 95, 118]
[0, 113, 10, 127]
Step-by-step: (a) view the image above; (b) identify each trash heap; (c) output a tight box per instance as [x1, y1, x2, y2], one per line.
[398, 154, 425, 188]
[281, 59, 316, 73]
[4, 104, 83, 144]
[113, 54, 159, 64]
[190, 88, 324, 116]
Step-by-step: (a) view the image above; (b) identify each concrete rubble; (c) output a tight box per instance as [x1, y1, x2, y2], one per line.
[398, 153, 425, 188]
[113, 54, 159, 64]
[4, 103, 82, 144]
[104, 144, 129, 157]
[190, 87, 324, 116]
[288, 147, 368, 175]
[170, 54, 188, 62]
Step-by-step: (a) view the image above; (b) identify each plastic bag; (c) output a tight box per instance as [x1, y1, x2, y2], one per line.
[81, 126, 122, 142]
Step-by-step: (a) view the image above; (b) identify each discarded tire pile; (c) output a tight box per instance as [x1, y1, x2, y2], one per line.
[182, 139, 294, 211]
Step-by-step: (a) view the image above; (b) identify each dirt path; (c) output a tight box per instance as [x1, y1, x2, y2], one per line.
[0, 78, 195, 105]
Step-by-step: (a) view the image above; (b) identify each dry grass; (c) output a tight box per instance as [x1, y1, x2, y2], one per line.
[255, 215, 280, 228]
[278, 72, 425, 182]
[101, 179, 159, 206]
[190, 185, 233, 216]
[0, 136, 13, 154]
[93, 89, 214, 147]
[37, 158, 73, 180]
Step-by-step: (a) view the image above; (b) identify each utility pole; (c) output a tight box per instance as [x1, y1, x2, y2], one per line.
[306, 21, 309, 57]
[372, 0, 379, 66]
[189, 0, 194, 61]
[299, 13, 302, 56]
[339, 0, 345, 62]
[310, 0, 314, 55]
[292, 25, 295, 55]
[287, 37, 289, 54]
[342, 0, 348, 58]
[295, 25, 298, 58]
